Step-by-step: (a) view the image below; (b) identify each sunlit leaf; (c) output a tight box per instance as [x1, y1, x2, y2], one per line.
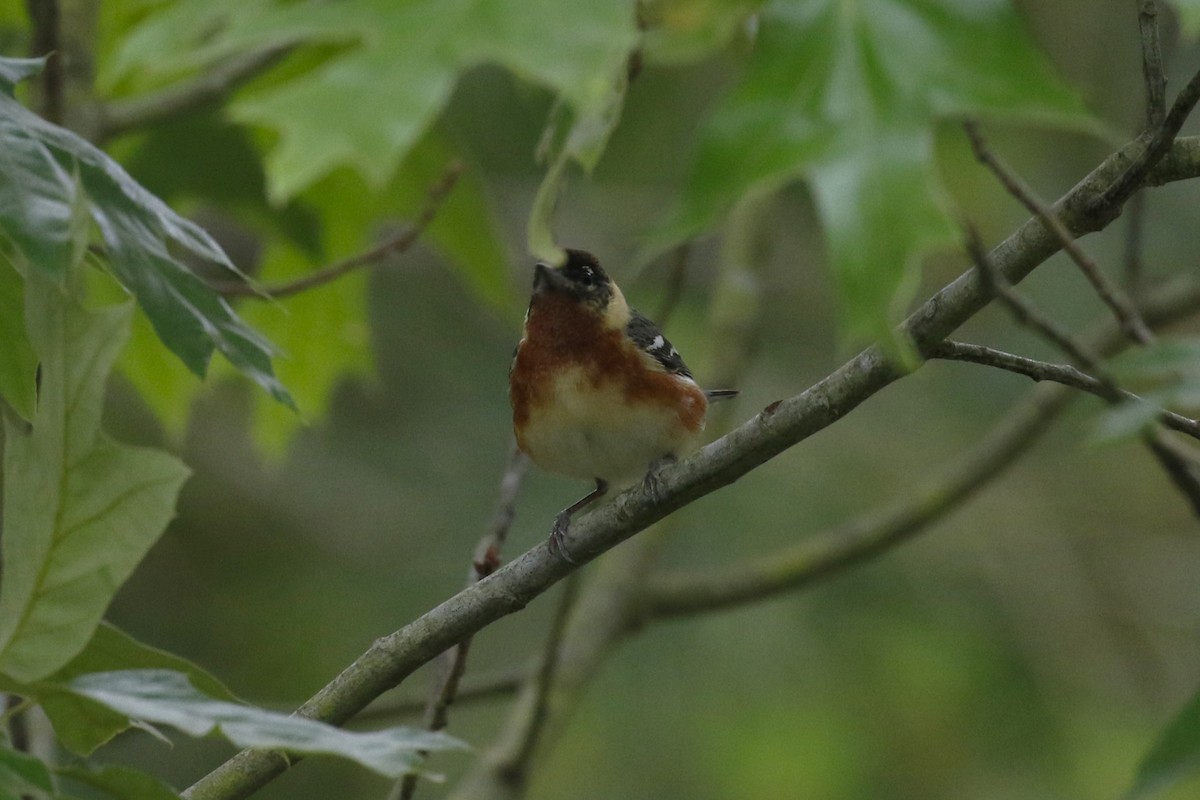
[1125, 683, 1200, 800]
[0, 276, 190, 684]
[69, 670, 469, 778]
[653, 0, 1094, 345]
[107, 0, 638, 204]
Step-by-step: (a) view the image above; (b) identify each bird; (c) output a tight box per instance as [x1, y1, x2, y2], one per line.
[509, 248, 737, 563]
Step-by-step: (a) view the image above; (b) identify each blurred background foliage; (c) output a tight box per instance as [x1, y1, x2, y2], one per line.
[5, 0, 1200, 798]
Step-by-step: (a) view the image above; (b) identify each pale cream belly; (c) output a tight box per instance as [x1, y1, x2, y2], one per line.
[521, 369, 703, 485]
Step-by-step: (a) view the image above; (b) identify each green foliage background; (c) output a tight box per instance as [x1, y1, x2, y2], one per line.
[4, 0, 1200, 798]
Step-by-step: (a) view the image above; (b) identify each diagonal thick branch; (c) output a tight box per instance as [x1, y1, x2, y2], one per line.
[643, 278, 1200, 618]
[183, 135, 1200, 800]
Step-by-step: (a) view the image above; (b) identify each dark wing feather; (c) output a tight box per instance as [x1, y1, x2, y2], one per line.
[626, 310, 693, 379]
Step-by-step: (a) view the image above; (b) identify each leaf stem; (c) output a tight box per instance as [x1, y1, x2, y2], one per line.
[95, 45, 292, 143]
[210, 162, 463, 300]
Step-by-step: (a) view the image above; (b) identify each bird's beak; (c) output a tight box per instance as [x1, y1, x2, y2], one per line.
[533, 262, 570, 294]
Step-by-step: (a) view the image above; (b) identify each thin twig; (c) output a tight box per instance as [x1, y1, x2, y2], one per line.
[445, 199, 769, 800]
[183, 130, 1200, 800]
[492, 575, 581, 790]
[96, 44, 292, 143]
[1099, 64, 1200, 209]
[1144, 432, 1200, 515]
[390, 444, 529, 800]
[645, 279, 1200, 618]
[212, 162, 463, 300]
[1138, 0, 1168, 128]
[964, 224, 1108, 374]
[930, 340, 1200, 440]
[965, 121, 1156, 345]
[352, 667, 528, 724]
[967, 224, 1200, 518]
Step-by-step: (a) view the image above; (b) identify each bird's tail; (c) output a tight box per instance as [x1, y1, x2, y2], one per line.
[705, 389, 739, 401]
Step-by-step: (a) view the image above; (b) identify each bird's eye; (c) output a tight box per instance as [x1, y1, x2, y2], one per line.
[578, 269, 595, 287]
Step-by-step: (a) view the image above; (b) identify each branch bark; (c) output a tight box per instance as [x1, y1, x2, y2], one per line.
[1138, 0, 1168, 129]
[183, 133, 1200, 800]
[643, 278, 1200, 618]
[929, 340, 1200, 440]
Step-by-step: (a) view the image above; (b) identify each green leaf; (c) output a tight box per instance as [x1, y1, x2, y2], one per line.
[1170, 1, 1200, 39]
[653, 0, 1093, 345]
[0, 91, 293, 406]
[235, 131, 511, 451]
[0, 276, 191, 684]
[107, 0, 639, 203]
[639, 0, 765, 65]
[1096, 336, 1200, 441]
[237, 240, 372, 453]
[0, 746, 55, 800]
[0, 122, 87, 279]
[68, 670, 468, 778]
[3, 622, 238, 755]
[115, 304, 205, 438]
[1125, 684, 1200, 800]
[0, 55, 46, 96]
[1110, 336, 1200, 383]
[57, 763, 181, 800]
[0, 258, 37, 420]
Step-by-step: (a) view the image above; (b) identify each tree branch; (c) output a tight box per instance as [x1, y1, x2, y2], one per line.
[965, 221, 1200, 518]
[643, 278, 1200, 618]
[965, 121, 1155, 345]
[444, 192, 772, 800]
[1143, 432, 1200, 515]
[486, 575, 581, 793]
[390, 445, 527, 800]
[352, 667, 528, 724]
[929, 340, 1200, 440]
[210, 162, 463, 300]
[95, 45, 291, 143]
[184, 123, 1200, 800]
[1099, 64, 1200, 210]
[964, 223, 1109, 375]
[1138, 0, 1168, 129]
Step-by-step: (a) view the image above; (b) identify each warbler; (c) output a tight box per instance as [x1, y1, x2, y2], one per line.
[509, 249, 737, 562]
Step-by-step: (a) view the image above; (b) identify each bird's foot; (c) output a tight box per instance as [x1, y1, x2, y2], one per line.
[641, 455, 677, 503]
[547, 510, 578, 565]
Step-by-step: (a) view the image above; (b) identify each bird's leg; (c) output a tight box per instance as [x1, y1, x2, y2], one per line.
[549, 479, 608, 564]
[640, 455, 676, 503]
